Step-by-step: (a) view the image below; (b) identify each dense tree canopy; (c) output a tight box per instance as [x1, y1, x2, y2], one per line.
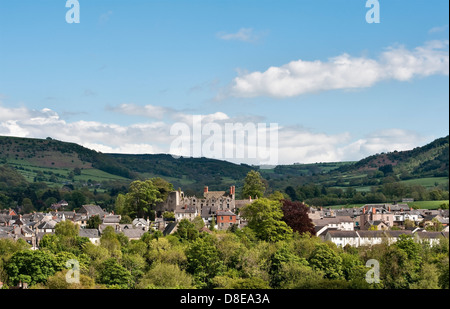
[241, 170, 266, 199]
[240, 198, 293, 242]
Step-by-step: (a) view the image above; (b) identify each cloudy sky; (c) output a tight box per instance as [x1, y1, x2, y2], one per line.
[0, 1, 448, 166]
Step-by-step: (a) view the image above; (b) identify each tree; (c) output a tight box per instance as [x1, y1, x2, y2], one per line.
[70, 191, 86, 209]
[21, 198, 35, 214]
[192, 215, 205, 230]
[175, 219, 199, 241]
[97, 258, 132, 288]
[186, 236, 224, 288]
[137, 263, 194, 289]
[124, 180, 164, 218]
[278, 261, 324, 289]
[381, 246, 417, 289]
[100, 226, 122, 258]
[241, 170, 266, 199]
[114, 193, 127, 215]
[6, 250, 58, 286]
[151, 177, 174, 201]
[87, 215, 102, 229]
[284, 186, 298, 201]
[281, 200, 316, 236]
[268, 191, 286, 202]
[55, 220, 79, 238]
[121, 253, 146, 284]
[269, 244, 309, 288]
[410, 263, 440, 289]
[45, 269, 96, 289]
[119, 215, 132, 224]
[240, 198, 293, 242]
[308, 243, 343, 280]
[210, 216, 216, 231]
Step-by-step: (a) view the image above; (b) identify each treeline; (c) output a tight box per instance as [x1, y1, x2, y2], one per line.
[284, 182, 449, 207]
[0, 165, 127, 213]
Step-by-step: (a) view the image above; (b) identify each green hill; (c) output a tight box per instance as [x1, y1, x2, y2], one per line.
[0, 135, 448, 196]
[337, 135, 449, 177]
[0, 136, 136, 185]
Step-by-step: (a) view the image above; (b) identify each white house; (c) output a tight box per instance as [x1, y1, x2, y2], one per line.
[313, 216, 355, 236]
[175, 206, 198, 222]
[79, 229, 100, 245]
[324, 230, 359, 247]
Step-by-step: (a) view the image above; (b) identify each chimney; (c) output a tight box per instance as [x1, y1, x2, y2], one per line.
[232, 186, 235, 195]
[372, 207, 376, 214]
[204, 186, 209, 193]
[363, 208, 366, 214]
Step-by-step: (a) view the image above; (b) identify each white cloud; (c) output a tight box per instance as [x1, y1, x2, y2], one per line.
[429, 25, 449, 34]
[228, 40, 449, 98]
[0, 104, 433, 165]
[335, 129, 430, 162]
[99, 10, 113, 25]
[108, 103, 175, 120]
[217, 28, 260, 43]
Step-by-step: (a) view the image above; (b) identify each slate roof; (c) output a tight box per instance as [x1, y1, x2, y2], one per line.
[78, 205, 106, 217]
[384, 230, 413, 237]
[335, 209, 361, 217]
[416, 231, 449, 239]
[79, 229, 99, 238]
[37, 220, 57, 230]
[326, 230, 359, 238]
[102, 215, 121, 224]
[176, 206, 197, 213]
[235, 199, 252, 208]
[121, 228, 146, 239]
[36, 231, 55, 241]
[163, 222, 178, 236]
[312, 216, 354, 225]
[203, 191, 226, 199]
[201, 206, 218, 218]
[216, 210, 236, 216]
[357, 230, 386, 238]
[0, 215, 11, 225]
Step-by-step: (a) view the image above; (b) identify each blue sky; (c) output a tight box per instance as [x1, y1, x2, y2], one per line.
[0, 1, 448, 165]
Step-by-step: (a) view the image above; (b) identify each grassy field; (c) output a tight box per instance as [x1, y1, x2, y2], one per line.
[6, 157, 130, 184]
[406, 200, 449, 210]
[400, 177, 449, 188]
[329, 200, 448, 210]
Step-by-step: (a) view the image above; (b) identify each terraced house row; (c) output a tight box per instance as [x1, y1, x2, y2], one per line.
[309, 203, 449, 247]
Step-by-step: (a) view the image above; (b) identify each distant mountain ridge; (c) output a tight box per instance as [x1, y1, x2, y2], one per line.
[0, 135, 448, 193]
[337, 135, 449, 177]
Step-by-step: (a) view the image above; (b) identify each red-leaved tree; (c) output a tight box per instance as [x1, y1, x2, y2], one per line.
[281, 200, 316, 236]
